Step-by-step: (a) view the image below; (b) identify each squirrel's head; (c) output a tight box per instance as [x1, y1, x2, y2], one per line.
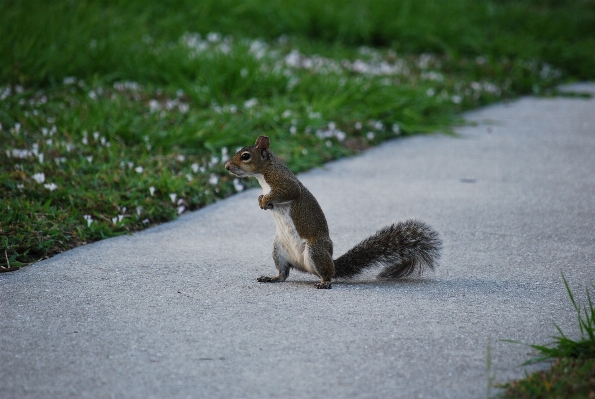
[225, 135, 272, 177]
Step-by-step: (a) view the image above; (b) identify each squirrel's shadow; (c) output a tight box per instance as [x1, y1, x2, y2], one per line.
[279, 276, 435, 290]
[279, 276, 534, 296]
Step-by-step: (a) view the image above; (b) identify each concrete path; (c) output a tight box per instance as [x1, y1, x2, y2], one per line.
[2, 84, 595, 399]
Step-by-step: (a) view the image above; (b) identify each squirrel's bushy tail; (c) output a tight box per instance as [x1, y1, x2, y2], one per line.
[333, 219, 442, 279]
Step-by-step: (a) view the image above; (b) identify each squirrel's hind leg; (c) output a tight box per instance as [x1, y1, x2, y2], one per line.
[258, 237, 291, 283]
[306, 239, 334, 289]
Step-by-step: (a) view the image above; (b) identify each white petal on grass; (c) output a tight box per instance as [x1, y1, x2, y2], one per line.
[169, 193, 177, 203]
[136, 206, 143, 216]
[83, 214, 93, 227]
[191, 163, 199, 173]
[243, 98, 258, 109]
[112, 217, 118, 225]
[149, 186, 155, 196]
[44, 183, 58, 191]
[165, 99, 177, 110]
[366, 132, 375, 140]
[142, 218, 149, 225]
[285, 50, 301, 67]
[207, 32, 221, 42]
[178, 103, 189, 113]
[233, 178, 244, 192]
[209, 174, 219, 186]
[32, 173, 45, 183]
[249, 40, 268, 59]
[208, 156, 219, 167]
[11, 149, 32, 158]
[177, 205, 186, 215]
[135, 166, 144, 173]
[392, 124, 401, 135]
[217, 38, 231, 53]
[421, 71, 444, 82]
[149, 100, 160, 113]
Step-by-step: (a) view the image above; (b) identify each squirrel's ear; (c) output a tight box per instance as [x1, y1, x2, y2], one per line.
[255, 135, 270, 150]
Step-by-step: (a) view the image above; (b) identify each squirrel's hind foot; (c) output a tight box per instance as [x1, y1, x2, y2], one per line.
[314, 282, 332, 289]
[257, 275, 282, 283]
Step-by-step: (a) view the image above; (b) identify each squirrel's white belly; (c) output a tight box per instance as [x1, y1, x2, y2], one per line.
[270, 204, 312, 273]
[255, 174, 271, 195]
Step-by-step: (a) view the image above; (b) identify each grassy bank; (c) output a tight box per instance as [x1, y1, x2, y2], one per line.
[1, 0, 595, 268]
[499, 279, 595, 398]
[3, 0, 595, 86]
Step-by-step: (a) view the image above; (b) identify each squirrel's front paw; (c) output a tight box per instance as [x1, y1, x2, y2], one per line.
[258, 195, 273, 210]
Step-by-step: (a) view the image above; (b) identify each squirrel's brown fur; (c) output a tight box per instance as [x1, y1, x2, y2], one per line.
[225, 135, 442, 289]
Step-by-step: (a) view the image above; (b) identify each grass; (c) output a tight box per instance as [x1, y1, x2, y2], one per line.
[499, 277, 595, 398]
[1, 0, 595, 268]
[500, 358, 595, 399]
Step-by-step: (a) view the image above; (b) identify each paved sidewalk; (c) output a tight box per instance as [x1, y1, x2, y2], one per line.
[2, 84, 594, 399]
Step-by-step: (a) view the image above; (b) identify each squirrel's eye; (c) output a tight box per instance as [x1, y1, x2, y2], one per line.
[241, 152, 251, 161]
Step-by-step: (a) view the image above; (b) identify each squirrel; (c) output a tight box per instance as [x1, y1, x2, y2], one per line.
[225, 135, 442, 289]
